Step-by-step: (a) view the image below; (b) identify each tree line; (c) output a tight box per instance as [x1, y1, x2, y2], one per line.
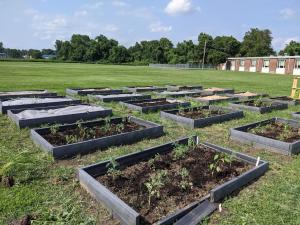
[1, 28, 300, 65]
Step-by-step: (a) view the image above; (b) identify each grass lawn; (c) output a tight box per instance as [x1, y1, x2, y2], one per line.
[1, 61, 300, 225]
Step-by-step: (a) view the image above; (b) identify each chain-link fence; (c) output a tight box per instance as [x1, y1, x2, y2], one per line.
[149, 63, 216, 70]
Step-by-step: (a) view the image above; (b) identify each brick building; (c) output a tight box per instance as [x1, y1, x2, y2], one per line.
[220, 56, 300, 75]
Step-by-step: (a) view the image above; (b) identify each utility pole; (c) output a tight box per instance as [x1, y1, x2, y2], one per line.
[202, 40, 207, 70]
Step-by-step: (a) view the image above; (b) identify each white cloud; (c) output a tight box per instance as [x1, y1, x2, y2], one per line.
[74, 10, 88, 17]
[165, 0, 198, 15]
[25, 9, 69, 41]
[85, 1, 103, 10]
[273, 37, 299, 50]
[150, 22, 172, 33]
[280, 8, 295, 19]
[104, 24, 119, 32]
[112, 0, 128, 7]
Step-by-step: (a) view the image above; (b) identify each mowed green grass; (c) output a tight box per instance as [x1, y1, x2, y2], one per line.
[1, 61, 300, 225]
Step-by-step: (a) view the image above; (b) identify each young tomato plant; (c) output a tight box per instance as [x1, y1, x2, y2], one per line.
[65, 134, 79, 144]
[49, 124, 60, 135]
[209, 152, 234, 176]
[179, 167, 193, 190]
[147, 154, 162, 170]
[106, 157, 121, 181]
[115, 123, 125, 133]
[102, 120, 111, 134]
[172, 144, 189, 160]
[145, 170, 167, 207]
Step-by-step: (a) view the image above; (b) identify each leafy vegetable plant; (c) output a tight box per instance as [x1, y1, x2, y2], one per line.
[145, 170, 167, 207]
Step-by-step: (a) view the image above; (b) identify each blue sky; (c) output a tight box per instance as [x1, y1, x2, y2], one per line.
[0, 0, 299, 51]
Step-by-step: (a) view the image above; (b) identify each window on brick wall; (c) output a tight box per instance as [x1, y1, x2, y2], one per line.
[251, 60, 257, 67]
[240, 60, 245, 67]
[296, 59, 300, 69]
[277, 59, 285, 68]
[263, 60, 269, 68]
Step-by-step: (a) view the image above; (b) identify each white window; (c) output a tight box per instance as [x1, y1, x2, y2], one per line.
[240, 60, 245, 67]
[295, 59, 300, 69]
[263, 60, 270, 68]
[277, 59, 285, 68]
[251, 60, 257, 67]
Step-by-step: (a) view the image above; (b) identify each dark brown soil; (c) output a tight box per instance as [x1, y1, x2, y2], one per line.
[177, 108, 225, 119]
[241, 100, 272, 107]
[249, 122, 300, 143]
[97, 145, 251, 224]
[134, 99, 171, 107]
[42, 120, 144, 146]
[271, 96, 294, 101]
[1, 176, 15, 187]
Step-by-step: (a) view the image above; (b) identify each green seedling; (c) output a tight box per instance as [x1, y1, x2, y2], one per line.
[179, 167, 193, 190]
[115, 123, 125, 133]
[65, 135, 79, 144]
[147, 154, 162, 169]
[145, 170, 167, 207]
[106, 157, 121, 180]
[209, 152, 234, 176]
[102, 121, 111, 133]
[188, 137, 196, 150]
[49, 124, 60, 135]
[172, 143, 189, 160]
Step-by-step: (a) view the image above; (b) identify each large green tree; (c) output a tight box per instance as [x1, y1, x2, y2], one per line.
[240, 28, 274, 57]
[70, 34, 91, 61]
[41, 49, 55, 55]
[212, 36, 241, 56]
[94, 35, 118, 61]
[279, 41, 300, 56]
[55, 40, 72, 60]
[109, 45, 130, 63]
[28, 49, 42, 59]
[5, 49, 24, 58]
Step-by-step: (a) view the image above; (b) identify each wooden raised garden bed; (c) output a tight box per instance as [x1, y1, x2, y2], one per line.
[190, 95, 238, 104]
[66, 87, 123, 96]
[7, 104, 112, 128]
[156, 90, 203, 98]
[292, 111, 300, 120]
[78, 136, 268, 225]
[160, 106, 243, 128]
[124, 86, 167, 93]
[0, 90, 57, 100]
[229, 99, 288, 114]
[199, 87, 234, 95]
[230, 117, 300, 155]
[225, 92, 268, 100]
[120, 98, 191, 113]
[0, 97, 81, 114]
[269, 96, 300, 106]
[31, 116, 164, 159]
[88, 93, 151, 102]
[165, 85, 203, 91]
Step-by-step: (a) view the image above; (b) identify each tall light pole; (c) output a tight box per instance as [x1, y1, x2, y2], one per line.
[202, 40, 207, 70]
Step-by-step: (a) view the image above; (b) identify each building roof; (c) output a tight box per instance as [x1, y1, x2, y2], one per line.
[228, 55, 300, 60]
